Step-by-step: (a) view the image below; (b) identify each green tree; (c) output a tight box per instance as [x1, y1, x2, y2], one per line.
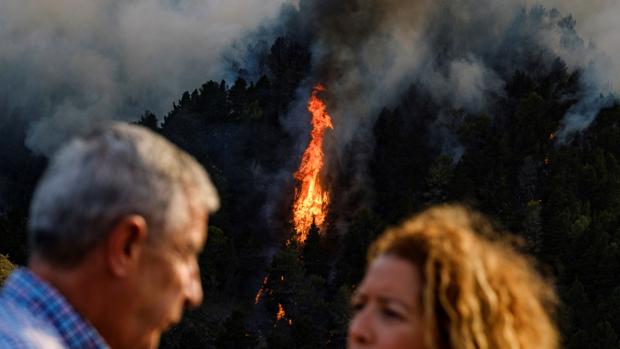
[135, 110, 160, 131]
[263, 243, 331, 348]
[214, 308, 258, 348]
[301, 223, 328, 279]
[327, 285, 352, 348]
[200, 226, 238, 298]
[522, 200, 543, 253]
[423, 154, 454, 203]
[0, 254, 14, 286]
[267, 37, 310, 114]
[591, 321, 619, 349]
[228, 78, 249, 121]
[334, 208, 384, 287]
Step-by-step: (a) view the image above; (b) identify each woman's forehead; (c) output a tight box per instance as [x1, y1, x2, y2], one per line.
[361, 256, 422, 296]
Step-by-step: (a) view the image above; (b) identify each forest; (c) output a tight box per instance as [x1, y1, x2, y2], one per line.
[1, 4, 620, 349]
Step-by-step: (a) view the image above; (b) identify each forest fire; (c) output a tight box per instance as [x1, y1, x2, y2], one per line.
[291, 84, 333, 243]
[255, 276, 269, 304]
[276, 303, 293, 325]
[276, 303, 286, 321]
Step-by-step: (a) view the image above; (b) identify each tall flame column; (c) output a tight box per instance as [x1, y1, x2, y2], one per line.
[292, 84, 333, 243]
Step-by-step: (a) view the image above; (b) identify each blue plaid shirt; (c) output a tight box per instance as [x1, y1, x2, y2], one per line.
[0, 268, 109, 349]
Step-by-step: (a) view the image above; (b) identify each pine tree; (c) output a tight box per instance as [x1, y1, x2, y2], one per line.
[301, 222, 328, 279]
[214, 309, 258, 349]
[135, 110, 159, 131]
[0, 254, 14, 286]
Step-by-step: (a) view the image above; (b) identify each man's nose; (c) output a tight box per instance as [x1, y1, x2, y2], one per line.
[347, 307, 374, 346]
[184, 260, 203, 309]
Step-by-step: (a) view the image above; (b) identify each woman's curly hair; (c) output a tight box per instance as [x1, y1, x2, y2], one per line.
[368, 205, 558, 349]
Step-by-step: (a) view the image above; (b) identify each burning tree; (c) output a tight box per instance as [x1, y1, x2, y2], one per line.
[292, 84, 333, 244]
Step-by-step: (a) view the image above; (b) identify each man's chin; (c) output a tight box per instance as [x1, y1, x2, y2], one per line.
[158, 317, 180, 340]
[140, 331, 162, 349]
[142, 312, 182, 348]
[166, 309, 184, 329]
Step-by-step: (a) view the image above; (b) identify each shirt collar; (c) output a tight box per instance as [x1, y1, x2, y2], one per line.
[3, 268, 110, 349]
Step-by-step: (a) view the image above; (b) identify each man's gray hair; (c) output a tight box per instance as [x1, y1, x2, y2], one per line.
[28, 122, 219, 265]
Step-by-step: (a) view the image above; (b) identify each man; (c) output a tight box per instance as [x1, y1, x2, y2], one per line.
[0, 122, 220, 348]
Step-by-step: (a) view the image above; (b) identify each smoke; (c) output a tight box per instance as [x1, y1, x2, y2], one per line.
[216, 0, 620, 225]
[275, 0, 528, 142]
[0, 0, 289, 154]
[555, 93, 616, 144]
[260, 0, 620, 157]
[540, 0, 620, 143]
[2, 0, 619, 157]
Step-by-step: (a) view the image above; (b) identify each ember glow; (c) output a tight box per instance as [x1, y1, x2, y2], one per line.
[254, 276, 269, 304]
[292, 84, 333, 243]
[276, 303, 286, 321]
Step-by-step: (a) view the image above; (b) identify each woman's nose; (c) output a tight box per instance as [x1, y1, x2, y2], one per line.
[347, 307, 375, 346]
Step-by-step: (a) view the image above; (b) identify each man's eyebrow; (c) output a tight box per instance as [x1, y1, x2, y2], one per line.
[186, 241, 201, 254]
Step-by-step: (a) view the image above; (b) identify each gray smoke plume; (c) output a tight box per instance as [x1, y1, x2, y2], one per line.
[222, 0, 619, 227]
[540, 0, 620, 143]
[276, 0, 520, 140]
[2, 0, 618, 155]
[0, 0, 289, 155]
[260, 0, 620, 157]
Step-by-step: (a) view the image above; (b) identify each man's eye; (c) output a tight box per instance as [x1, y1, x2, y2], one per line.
[175, 245, 194, 257]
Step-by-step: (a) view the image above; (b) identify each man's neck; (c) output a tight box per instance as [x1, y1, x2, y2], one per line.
[29, 254, 117, 345]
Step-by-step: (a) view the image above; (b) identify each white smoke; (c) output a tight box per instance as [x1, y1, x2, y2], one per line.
[539, 0, 620, 142]
[272, 0, 619, 151]
[0, 0, 291, 154]
[1, 0, 619, 154]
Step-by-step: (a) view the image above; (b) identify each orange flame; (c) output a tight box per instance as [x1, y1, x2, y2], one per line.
[254, 276, 269, 304]
[276, 303, 286, 321]
[292, 84, 333, 243]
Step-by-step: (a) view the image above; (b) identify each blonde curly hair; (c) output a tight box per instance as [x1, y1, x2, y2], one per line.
[368, 205, 559, 349]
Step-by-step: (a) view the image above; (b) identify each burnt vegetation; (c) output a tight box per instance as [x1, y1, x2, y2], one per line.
[2, 23, 620, 349]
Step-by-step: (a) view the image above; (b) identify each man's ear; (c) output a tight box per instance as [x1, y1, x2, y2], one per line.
[105, 215, 148, 277]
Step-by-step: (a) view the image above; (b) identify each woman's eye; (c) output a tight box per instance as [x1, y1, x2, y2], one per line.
[351, 301, 365, 313]
[382, 308, 405, 320]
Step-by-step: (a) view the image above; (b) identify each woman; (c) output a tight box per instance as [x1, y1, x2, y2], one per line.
[348, 205, 559, 349]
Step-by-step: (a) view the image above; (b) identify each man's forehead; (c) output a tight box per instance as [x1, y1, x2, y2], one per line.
[176, 212, 208, 247]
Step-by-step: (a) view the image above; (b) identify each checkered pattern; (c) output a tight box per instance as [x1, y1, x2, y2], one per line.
[0, 268, 109, 349]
